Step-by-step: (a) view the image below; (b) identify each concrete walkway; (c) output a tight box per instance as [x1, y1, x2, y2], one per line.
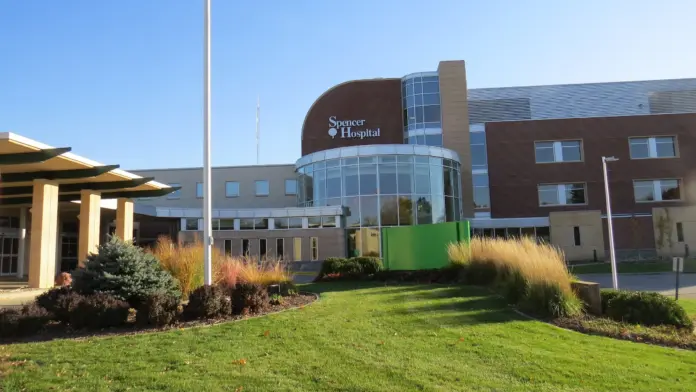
[578, 272, 696, 299]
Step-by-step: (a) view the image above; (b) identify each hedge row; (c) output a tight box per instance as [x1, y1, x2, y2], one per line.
[316, 257, 383, 280]
[1, 281, 294, 339]
[600, 289, 693, 330]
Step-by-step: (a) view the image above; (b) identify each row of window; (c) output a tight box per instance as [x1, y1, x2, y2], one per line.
[167, 179, 298, 200]
[183, 216, 337, 231]
[537, 179, 682, 206]
[534, 136, 677, 163]
[219, 237, 319, 262]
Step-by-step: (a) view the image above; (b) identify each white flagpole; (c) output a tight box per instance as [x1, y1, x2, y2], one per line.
[202, 0, 213, 285]
[256, 96, 260, 165]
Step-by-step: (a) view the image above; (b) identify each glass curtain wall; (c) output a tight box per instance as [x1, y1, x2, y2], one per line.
[296, 146, 462, 257]
[402, 72, 442, 146]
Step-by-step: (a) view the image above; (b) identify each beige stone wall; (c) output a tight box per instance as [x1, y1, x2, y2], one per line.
[131, 164, 298, 209]
[438, 60, 473, 218]
[178, 228, 345, 262]
[652, 206, 696, 258]
[550, 210, 605, 261]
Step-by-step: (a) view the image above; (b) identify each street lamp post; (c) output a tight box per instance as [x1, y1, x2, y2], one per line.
[202, 0, 213, 285]
[602, 156, 619, 289]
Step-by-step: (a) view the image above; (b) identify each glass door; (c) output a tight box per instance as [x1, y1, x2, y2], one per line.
[0, 235, 19, 276]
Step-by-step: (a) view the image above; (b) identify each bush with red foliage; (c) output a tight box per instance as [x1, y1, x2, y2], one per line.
[69, 293, 131, 329]
[136, 293, 181, 327]
[232, 282, 269, 315]
[183, 285, 232, 320]
[35, 287, 85, 323]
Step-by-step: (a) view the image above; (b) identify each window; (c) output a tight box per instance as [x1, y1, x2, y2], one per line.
[538, 183, 586, 206]
[629, 137, 676, 159]
[255, 180, 269, 196]
[225, 181, 239, 197]
[241, 239, 250, 257]
[219, 219, 235, 231]
[288, 217, 303, 229]
[196, 182, 203, 198]
[573, 226, 581, 246]
[239, 219, 254, 230]
[308, 216, 321, 228]
[254, 218, 268, 230]
[677, 222, 685, 242]
[275, 218, 289, 230]
[184, 218, 198, 231]
[473, 173, 490, 209]
[167, 183, 181, 199]
[470, 130, 487, 169]
[259, 239, 267, 260]
[293, 238, 302, 261]
[310, 237, 319, 261]
[276, 238, 284, 260]
[322, 216, 336, 227]
[285, 179, 297, 195]
[535, 140, 582, 163]
[224, 239, 232, 256]
[633, 179, 682, 202]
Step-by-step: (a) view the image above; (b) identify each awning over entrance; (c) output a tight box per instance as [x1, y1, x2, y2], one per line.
[0, 132, 178, 204]
[0, 132, 179, 288]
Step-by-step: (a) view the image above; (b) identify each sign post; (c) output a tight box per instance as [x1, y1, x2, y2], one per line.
[673, 257, 683, 300]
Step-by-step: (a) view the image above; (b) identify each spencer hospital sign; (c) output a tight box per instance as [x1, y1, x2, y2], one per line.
[328, 116, 381, 140]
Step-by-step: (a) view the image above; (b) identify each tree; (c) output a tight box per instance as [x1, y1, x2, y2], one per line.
[72, 236, 181, 307]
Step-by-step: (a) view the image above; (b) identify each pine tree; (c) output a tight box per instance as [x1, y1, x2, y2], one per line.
[72, 236, 181, 307]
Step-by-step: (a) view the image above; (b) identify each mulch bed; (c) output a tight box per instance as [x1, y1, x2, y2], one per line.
[0, 293, 317, 345]
[553, 315, 696, 350]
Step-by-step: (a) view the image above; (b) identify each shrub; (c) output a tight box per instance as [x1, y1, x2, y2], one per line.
[35, 287, 85, 323]
[72, 236, 181, 307]
[69, 293, 131, 329]
[603, 290, 693, 330]
[448, 237, 581, 318]
[136, 293, 181, 327]
[269, 293, 284, 306]
[352, 257, 383, 275]
[55, 272, 72, 287]
[218, 261, 242, 288]
[520, 281, 583, 318]
[600, 288, 621, 314]
[232, 283, 269, 315]
[0, 304, 53, 338]
[318, 257, 382, 279]
[183, 285, 231, 320]
[279, 280, 298, 296]
[0, 308, 21, 337]
[319, 257, 347, 278]
[237, 257, 291, 286]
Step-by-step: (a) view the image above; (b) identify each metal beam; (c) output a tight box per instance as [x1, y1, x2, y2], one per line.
[0, 186, 179, 205]
[61, 186, 181, 202]
[59, 177, 155, 193]
[0, 177, 154, 197]
[0, 147, 71, 165]
[0, 165, 120, 182]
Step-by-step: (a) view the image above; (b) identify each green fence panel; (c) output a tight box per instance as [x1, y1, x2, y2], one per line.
[381, 221, 470, 270]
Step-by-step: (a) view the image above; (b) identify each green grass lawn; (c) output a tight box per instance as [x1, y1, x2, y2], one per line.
[569, 261, 686, 274]
[2, 282, 696, 391]
[679, 298, 696, 318]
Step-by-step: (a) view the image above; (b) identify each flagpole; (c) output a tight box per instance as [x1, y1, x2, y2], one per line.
[256, 96, 260, 165]
[202, 0, 213, 285]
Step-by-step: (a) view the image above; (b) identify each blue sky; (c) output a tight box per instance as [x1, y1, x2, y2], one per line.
[1, 0, 694, 170]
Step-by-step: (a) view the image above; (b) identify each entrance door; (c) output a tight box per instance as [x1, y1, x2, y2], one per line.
[0, 236, 19, 276]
